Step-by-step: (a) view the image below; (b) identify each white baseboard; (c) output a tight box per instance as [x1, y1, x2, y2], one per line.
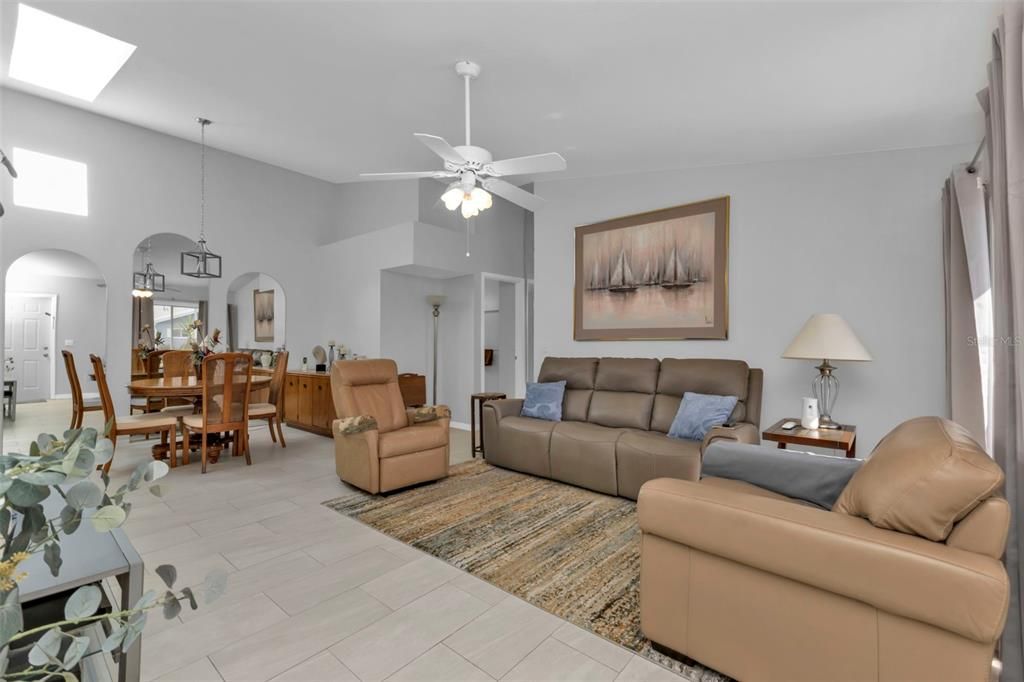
[450, 421, 470, 431]
[53, 392, 99, 400]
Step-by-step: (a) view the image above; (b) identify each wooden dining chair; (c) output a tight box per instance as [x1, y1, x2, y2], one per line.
[89, 354, 177, 473]
[62, 350, 103, 430]
[248, 351, 288, 448]
[130, 349, 169, 415]
[159, 350, 197, 418]
[182, 353, 253, 473]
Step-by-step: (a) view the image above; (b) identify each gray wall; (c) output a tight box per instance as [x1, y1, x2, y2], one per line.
[1, 89, 336, 411]
[534, 144, 973, 452]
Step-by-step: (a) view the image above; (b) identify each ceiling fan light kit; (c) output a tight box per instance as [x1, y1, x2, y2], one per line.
[360, 60, 566, 221]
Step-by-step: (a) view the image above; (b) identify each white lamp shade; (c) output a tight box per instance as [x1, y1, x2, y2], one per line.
[426, 294, 447, 307]
[782, 313, 872, 362]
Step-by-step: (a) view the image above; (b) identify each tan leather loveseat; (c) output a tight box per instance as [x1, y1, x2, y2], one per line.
[638, 417, 1010, 682]
[482, 357, 763, 499]
[331, 359, 451, 494]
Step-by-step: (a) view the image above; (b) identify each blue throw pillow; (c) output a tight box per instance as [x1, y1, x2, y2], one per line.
[668, 392, 738, 440]
[521, 381, 567, 422]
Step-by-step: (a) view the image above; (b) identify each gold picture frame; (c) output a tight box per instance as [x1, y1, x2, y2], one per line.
[573, 196, 729, 340]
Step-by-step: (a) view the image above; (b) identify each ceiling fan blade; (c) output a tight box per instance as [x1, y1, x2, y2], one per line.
[1, 149, 17, 178]
[414, 133, 467, 165]
[359, 171, 457, 181]
[481, 178, 545, 212]
[483, 152, 566, 177]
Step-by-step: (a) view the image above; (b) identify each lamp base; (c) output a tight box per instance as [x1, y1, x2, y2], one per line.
[817, 415, 842, 430]
[812, 360, 841, 430]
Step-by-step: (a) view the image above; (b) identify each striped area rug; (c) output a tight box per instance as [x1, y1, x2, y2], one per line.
[324, 460, 728, 681]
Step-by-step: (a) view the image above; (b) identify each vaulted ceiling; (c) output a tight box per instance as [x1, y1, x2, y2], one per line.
[0, 1, 1001, 183]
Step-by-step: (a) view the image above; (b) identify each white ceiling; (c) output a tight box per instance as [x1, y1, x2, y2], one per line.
[0, 1, 1001, 184]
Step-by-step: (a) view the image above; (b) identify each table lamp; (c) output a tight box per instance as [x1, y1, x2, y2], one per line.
[782, 313, 871, 429]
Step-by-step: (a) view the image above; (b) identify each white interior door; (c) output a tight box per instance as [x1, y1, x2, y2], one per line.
[5, 294, 53, 403]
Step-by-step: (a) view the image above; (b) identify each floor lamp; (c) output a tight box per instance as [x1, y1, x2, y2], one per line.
[426, 294, 446, 405]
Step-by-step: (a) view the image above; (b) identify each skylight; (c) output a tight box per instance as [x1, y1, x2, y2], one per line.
[12, 148, 89, 216]
[8, 4, 136, 101]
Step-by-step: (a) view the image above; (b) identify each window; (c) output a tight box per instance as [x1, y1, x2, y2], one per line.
[153, 302, 200, 350]
[12, 148, 88, 216]
[8, 4, 136, 102]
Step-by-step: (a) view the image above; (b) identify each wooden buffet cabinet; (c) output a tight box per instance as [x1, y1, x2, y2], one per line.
[283, 370, 336, 436]
[282, 368, 427, 437]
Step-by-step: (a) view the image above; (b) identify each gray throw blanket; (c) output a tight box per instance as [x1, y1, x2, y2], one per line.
[702, 441, 862, 509]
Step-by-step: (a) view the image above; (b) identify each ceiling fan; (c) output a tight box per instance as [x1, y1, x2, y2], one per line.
[360, 61, 566, 218]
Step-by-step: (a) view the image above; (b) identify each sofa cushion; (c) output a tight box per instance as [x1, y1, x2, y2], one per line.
[538, 357, 598, 422]
[589, 391, 654, 430]
[595, 358, 660, 393]
[490, 416, 555, 478]
[833, 417, 1004, 541]
[550, 421, 623, 496]
[378, 423, 448, 458]
[652, 359, 750, 432]
[616, 430, 701, 500]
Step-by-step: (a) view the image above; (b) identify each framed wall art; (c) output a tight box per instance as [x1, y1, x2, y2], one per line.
[253, 288, 275, 342]
[574, 196, 729, 340]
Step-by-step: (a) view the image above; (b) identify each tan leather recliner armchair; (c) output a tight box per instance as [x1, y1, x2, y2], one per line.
[638, 417, 1010, 682]
[331, 359, 450, 494]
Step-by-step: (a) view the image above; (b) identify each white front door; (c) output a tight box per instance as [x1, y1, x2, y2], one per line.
[5, 294, 53, 403]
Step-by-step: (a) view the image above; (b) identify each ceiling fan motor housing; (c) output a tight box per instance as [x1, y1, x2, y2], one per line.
[448, 145, 493, 173]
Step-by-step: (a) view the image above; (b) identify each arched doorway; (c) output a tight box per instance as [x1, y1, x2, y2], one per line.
[3, 249, 107, 438]
[130, 233, 210, 375]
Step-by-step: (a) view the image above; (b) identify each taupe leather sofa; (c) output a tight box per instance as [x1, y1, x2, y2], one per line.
[638, 417, 1010, 682]
[482, 357, 763, 499]
[331, 359, 450, 493]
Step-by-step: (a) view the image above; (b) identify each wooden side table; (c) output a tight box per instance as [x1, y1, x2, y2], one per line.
[471, 392, 506, 458]
[762, 418, 857, 458]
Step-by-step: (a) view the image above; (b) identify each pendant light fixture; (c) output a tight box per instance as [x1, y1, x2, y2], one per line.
[132, 239, 164, 298]
[181, 117, 222, 279]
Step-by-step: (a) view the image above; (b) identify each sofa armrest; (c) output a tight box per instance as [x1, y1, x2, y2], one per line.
[333, 417, 381, 493]
[701, 422, 759, 456]
[482, 398, 524, 421]
[407, 404, 452, 424]
[637, 478, 1009, 644]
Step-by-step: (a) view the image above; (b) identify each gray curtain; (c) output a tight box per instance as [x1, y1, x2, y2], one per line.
[943, 169, 988, 443]
[980, 4, 1024, 678]
[198, 300, 209, 336]
[131, 297, 154, 346]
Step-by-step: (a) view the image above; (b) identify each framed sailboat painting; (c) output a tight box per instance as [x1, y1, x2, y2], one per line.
[574, 196, 729, 340]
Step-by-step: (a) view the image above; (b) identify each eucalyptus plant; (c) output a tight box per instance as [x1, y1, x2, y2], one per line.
[0, 427, 226, 680]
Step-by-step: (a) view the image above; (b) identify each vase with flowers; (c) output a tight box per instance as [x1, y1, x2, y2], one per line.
[187, 322, 224, 377]
[136, 324, 165, 363]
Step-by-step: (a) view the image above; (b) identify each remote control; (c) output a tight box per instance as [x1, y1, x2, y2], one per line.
[781, 421, 798, 430]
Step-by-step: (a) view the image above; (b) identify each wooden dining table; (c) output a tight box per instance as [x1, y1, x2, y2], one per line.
[126, 375, 273, 463]
[126, 374, 272, 399]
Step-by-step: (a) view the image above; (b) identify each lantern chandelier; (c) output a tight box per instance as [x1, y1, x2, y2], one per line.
[132, 239, 164, 298]
[180, 117, 222, 279]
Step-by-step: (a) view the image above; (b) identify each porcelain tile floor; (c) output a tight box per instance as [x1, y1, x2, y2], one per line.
[3, 400, 686, 681]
